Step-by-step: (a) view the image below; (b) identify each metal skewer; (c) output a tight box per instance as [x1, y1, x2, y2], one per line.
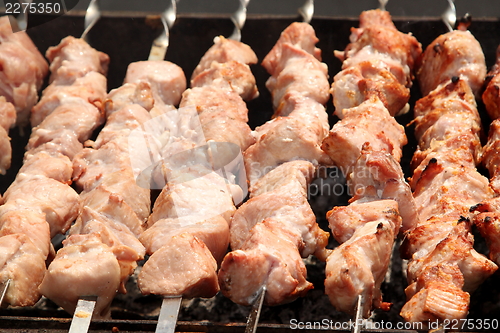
[351, 295, 365, 333]
[149, 0, 178, 61]
[229, 0, 250, 41]
[379, 0, 389, 11]
[67, 2, 102, 332]
[442, 0, 456, 32]
[243, 2, 315, 332]
[68, 296, 97, 333]
[0, 279, 11, 307]
[81, 0, 100, 41]
[147, 2, 183, 333]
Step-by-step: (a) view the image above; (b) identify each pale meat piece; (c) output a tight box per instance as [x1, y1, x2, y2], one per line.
[219, 223, 312, 306]
[0, 16, 48, 126]
[138, 165, 240, 298]
[39, 234, 122, 318]
[181, 86, 250, 123]
[200, 117, 255, 151]
[348, 146, 419, 232]
[70, 207, 145, 293]
[331, 59, 409, 118]
[232, 161, 329, 259]
[146, 166, 238, 228]
[337, 9, 421, 84]
[0, 234, 46, 307]
[180, 86, 254, 151]
[321, 97, 407, 173]
[328, 199, 401, 244]
[73, 140, 138, 191]
[19, 151, 73, 184]
[2, 174, 80, 237]
[0, 209, 52, 258]
[191, 60, 258, 101]
[0, 96, 16, 130]
[0, 97, 15, 173]
[219, 161, 329, 305]
[482, 45, 500, 120]
[81, 170, 151, 223]
[139, 232, 219, 298]
[262, 22, 322, 76]
[28, 100, 104, 150]
[325, 220, 395, 317]
[245, 93, 331, 185]
[0, 126, 11, 175]
[140, 215, 229, 264]
[104, 82, 154, 117]
[124, 60, 186, 106]
[191, 36, 257, 79]
[26, 130, 83, 160]
[46, 36, 109, 83]
[31, 71, 107, 127]
[92, 104, 152, 149]
[416, 30, 486, 98]
[481, 119, 500, 193]
[78, 186, 144, 238]
[265, 44, 329, 108]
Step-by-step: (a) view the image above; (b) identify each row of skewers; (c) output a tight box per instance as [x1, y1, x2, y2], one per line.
[2, 0, 500, 331]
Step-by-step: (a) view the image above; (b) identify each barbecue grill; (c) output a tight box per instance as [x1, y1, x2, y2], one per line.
[1, 8, 500, 333]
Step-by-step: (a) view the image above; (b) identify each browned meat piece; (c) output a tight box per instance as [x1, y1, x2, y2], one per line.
[39, 234, 122, 318]
[0, 16, 48, 126]
[337, 9, 421, 85]
[0, 234, 46, 307]
[416, 30, 486, 98]
[327, 199, 400, 245]
[412, 157, 493, 222]
[481, 119, 500, 193]
[402, 218, 497, 322]
[403, 26, 497, 323]
[322, 97, 407, 172]
[472, 197, 500, 265]
[191, 36, 257, 79]
[219, 161, 329, 305]
[331, 59, 410, 118]
[124, 60, 186, 106]
[46, 36, 109, 83]
[482, 46, 500, 120]
[191, 60, 258, 101]
[325, 220, 395, 317]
